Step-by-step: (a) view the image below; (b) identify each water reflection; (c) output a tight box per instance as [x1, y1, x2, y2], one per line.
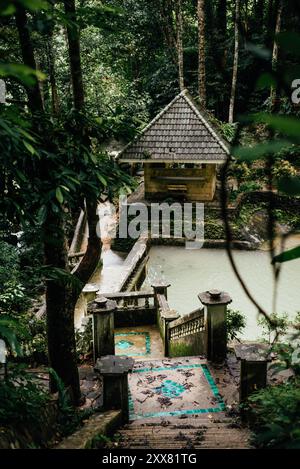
[147, 245, 300, 340]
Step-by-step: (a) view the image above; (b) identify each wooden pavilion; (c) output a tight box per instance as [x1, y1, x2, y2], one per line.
[118, 89, 229, 202]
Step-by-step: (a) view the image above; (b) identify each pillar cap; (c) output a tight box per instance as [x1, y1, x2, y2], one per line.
[82, 283, 99, 294]
[151, 281, 171, 289]
[198, 290, 232, 306]
[91, 297, 117, 313]
[94, 355, 135, 375]
[95, 296, 108, 307]
[161, 309, 180, 321]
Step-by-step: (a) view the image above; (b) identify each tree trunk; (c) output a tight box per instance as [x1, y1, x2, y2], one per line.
[229, 0, 240, 123]
[197, 0, 206, 107]
[156, 0, 178, 66]
[215, 0, 227, 59]
[15, 5, 81, 403]
[15, 7, 44, 113]
[74, 200, 102, 285]
[44, 210, 81, 403]
[270, 0, 283, 110]
[266, 0, 275, 47]
[255, 0, 265, 36]
[63, 0, 85, 110]
[176, 0, 185, 91]
[47, 29, 60, 115]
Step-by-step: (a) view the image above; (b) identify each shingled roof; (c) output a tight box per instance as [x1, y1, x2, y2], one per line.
[118, 89, 230, 164]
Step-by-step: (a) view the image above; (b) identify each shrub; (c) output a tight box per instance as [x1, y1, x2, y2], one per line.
[75, 317, 93, 362]
[248, 380, 300, 448]
[238, 181, 262, 193]
[258, 312, 289, 344]
[226, 309, 246, 341]
[204, 220, 225, 239]
[0, 365, 50, 428]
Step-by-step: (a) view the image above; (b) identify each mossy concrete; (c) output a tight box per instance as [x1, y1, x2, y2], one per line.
[56, 410, 122, 449]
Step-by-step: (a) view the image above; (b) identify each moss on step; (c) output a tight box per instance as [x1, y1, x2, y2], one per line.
[55, 410, 122, 449]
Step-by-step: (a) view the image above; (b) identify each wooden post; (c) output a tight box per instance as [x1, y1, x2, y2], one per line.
[94, 355, 135, 424]
[90, 297, 117, 362]
[198, 289, 232, 363]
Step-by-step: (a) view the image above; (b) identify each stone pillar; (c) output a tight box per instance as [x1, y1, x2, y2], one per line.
[198, 289, 232, 363]
[94, 355, 135, 424]
[161, 309, 180, 357]
[81, 283, 99, 317]
[151, 281, 171, 308]
[83, 283, 99, 304]
[234, 343, 271, 404]
[90, 297, 117, 362]
[152, 282, 179, 357]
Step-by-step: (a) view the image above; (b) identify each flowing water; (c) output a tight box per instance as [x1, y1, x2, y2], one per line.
[146, 244, 300, 340]
[74, 248, 126, 329]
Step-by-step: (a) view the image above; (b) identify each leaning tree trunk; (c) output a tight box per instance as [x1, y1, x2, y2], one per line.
[15, 5, 81, 403]
[197, 0, 206, 108]
[176, 0, 185, 91]
[73, 199, 102, 286]
[229, 0, 240, 123]
[270, 0, 283, 111]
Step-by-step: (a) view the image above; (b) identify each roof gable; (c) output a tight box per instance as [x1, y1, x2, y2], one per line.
[118, 89, 230, 163]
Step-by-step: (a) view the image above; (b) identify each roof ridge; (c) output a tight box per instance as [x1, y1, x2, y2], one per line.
[117, 88, 230, 162]
[118, 91, 185, 158]
[181, 92, 230, 155]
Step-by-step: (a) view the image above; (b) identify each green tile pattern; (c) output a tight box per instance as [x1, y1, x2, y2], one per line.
[129, 363, 226, 420]
[115, 332, 151, 357]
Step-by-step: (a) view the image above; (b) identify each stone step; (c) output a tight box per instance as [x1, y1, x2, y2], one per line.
[126, 414, 234, 427]
[114, 418, 251, 449]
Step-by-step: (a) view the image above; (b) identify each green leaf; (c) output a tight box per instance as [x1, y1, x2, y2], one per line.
[232, 140, 291, 161]
[97, 173, 108, 186]
[23, 140, 36, 155]
[37, 205, 47, 224]
[272, 246, 300, 264]
[0, 64, 46, 87]
[55, 187, 64, 204]
[278, 176, 300, 195]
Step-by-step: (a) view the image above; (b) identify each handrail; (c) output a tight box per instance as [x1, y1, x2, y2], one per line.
[101, 291, 154, 300]
[168, 307, 205, 341]
[156, 293, 171, 313]
[169, 307, 205, 329]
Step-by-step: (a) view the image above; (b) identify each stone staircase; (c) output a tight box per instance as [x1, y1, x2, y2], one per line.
[110, 356, 252, 449]
[114, 414, 251, 449]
